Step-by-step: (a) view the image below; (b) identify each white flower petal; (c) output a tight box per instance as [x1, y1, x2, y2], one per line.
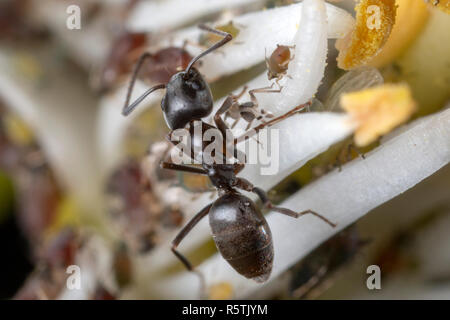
[127, 0, 266, 32]
[161, 1, 353, 80]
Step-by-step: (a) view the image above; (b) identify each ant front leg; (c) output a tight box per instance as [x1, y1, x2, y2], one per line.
[171, 203, 212, 296]
[235, 178, 336, 228]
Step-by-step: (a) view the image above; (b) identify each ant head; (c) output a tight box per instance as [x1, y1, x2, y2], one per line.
[161, 67, 213, 130]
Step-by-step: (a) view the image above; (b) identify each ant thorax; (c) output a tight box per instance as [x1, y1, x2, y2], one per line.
[203, 163, 239, 191]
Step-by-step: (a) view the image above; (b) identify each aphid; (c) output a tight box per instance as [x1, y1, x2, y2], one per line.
[266, 44, 295, 83]
[98, 32, 192, 92]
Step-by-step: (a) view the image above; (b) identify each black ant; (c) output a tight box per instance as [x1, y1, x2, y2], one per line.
[161, 140, 336, 282]
[122, 24, 336, 282]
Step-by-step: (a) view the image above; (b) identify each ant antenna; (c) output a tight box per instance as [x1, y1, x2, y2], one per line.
[185, 24, 233, 74]
[122, 52, 166, 116]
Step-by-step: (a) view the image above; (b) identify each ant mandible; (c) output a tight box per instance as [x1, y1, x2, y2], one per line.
[122, 25, 336, 282]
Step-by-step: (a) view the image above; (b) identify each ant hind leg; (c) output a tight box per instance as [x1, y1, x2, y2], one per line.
[251, 186, 336, 228]
[171, 203, 212, 298]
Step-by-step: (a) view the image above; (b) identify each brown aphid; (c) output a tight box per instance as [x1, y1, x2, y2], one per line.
[266, 44, 295, 81]
[99, 31, 148, 92]
[141, 47, 193, 84]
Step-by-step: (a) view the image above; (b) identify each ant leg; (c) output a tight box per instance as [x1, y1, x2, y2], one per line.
[214, 98, 247, 163]
[160, 162, 208, 175]
[248, 84, 281, 107]
[171, 203, 212, 295]
[185, 24, 232, 73]
[234, 101, 311, 145]
[252, 186, 336, 228]
[122, 52, 166, 116]
[235, 178, 336, 227]
[247, 84, 281, 120]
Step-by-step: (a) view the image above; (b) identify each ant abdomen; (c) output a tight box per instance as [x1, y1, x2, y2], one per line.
[209, 193, 274, 282]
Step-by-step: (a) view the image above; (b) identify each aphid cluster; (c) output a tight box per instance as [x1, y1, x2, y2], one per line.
[122, 24, 335, 283]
